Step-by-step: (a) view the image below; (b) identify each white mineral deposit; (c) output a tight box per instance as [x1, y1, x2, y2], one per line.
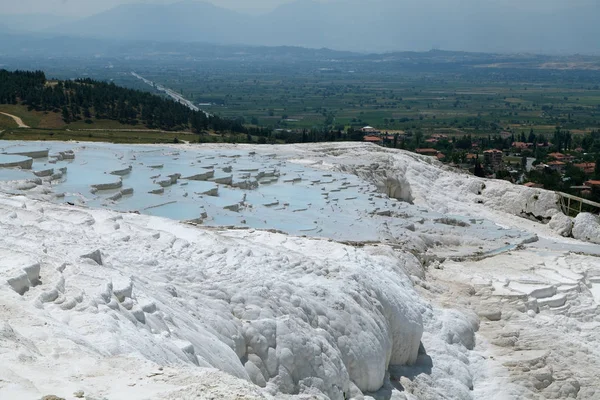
[0, 141, 598, 399]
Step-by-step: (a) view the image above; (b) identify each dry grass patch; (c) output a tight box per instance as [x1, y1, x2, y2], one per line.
[38, 110, 67, 129]
[0, 104, 42, 127]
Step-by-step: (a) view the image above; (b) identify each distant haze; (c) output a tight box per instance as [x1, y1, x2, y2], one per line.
[0, 0, 299, 16]
[0, 0, 598, 54]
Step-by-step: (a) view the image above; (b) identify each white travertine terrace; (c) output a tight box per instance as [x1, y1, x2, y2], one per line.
[0, 141, 598, 400]
[3, 147, 49, 159]
[110, 166, 133, 176]
[0, 154, 33, 169]
[91, 179, 123, 191]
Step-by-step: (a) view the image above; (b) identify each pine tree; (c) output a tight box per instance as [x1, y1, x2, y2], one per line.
[61, 106, 70, 123]
[0, 69, 255, 135]
[474, 160, 485, 177]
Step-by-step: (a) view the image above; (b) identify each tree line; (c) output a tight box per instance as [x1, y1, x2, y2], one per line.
[0, 69, 271, 135]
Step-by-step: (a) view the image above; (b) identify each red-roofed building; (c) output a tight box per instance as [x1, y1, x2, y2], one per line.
[363, 135, 383, 143]
[548, 152, 574, 162]
[523, 182, 543, 188]
[466, 153, 478, 161]
[415, 148, 439, 156]
[483, 149, 503, 171]
[584, 180, 600, 188]
[512, 142, 530, 150]
[574, 162, 596, 174]
[436, 153, 446, 160]
[547, 161, 566, 172]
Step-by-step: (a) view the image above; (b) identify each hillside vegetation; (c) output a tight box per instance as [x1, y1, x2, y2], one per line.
[0, 69, 250, 134]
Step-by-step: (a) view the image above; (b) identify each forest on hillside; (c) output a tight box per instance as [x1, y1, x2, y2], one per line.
[0, 69, 261, 134]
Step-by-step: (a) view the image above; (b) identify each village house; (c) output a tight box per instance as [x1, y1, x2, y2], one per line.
[483, 149, 504, 171]
[415, 148, 439, 157]
[363, 135, 383, 144]
[361, 126, 380, 134]
[584, 180, 600, 188]
[523, 182, 544, 189]
[574, 162, 596, 175]
[511, 142, 532, 150]
[547, 160, 566, 173]
[548, 152, 574, 162]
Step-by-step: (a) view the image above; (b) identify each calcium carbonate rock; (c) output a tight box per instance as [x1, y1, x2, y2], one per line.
[548, 212, 573, 237]
[184, 171, 214, 181]
[6, 272, 30, 295]
[91, 180, 122, 191]
[110, 166, 132, 176]
[572, 213, 600, 244]
[80, 250, 103, 265]
[4, 142, 598, 399]
[34, 168, 54, 177]
[478, 308, 502, 322]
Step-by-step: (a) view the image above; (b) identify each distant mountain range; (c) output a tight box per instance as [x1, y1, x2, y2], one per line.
[0, 0, 599, 54]
[1, 33, 600, 74]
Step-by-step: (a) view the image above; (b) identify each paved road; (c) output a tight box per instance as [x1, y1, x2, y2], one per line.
[131, 72, 211, 117]
[0, 112, 30, 128]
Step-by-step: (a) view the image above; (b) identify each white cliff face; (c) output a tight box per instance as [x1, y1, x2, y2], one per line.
[287, 142, 562, 223]
[0, 141, 598, 400]
[269, 143, 600, 399]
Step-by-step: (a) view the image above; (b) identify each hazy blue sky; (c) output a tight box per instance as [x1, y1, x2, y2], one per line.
[1, 0, 597, 53]
[1, 0, 299, 16]
[0, 0, 594, 17]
